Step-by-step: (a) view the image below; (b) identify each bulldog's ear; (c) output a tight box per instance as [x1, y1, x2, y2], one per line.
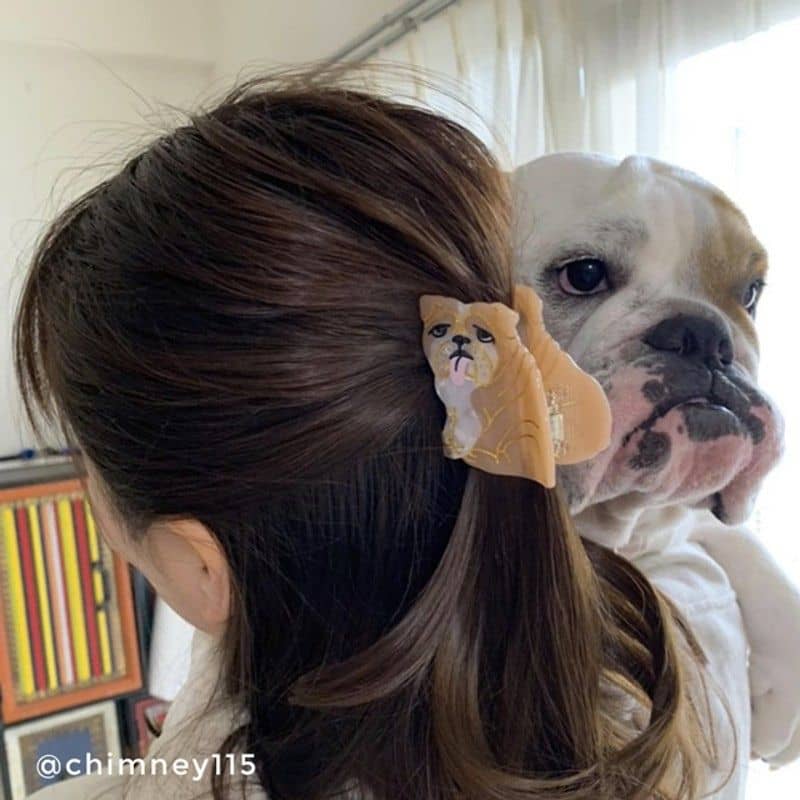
[481, 302, 519, 335]
[513, 283, 612, 466]
[420, 295, 445, 324]
[513, 285, 543, 348]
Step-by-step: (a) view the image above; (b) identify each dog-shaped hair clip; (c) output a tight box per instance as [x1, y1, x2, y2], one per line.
[419, 285, 612, 487]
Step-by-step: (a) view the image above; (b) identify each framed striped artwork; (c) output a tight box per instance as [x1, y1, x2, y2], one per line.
[0, 478, 142, 723]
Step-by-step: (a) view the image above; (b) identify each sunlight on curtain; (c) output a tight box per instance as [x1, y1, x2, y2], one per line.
[363, 0, 800, 167]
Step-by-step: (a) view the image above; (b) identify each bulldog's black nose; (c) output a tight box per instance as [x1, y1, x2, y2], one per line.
[643, 314, 733, 369]
[452, 334, 471, 346]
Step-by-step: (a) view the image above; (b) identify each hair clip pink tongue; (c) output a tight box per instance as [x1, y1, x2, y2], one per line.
[419, 285, 612, 487]
[450, 352, 470, 386]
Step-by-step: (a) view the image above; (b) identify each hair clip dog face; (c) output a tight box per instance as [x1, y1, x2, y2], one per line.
[420, 286, 611, 487]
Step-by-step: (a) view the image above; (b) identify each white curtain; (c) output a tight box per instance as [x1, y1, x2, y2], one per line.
[363, 0, 800, 167]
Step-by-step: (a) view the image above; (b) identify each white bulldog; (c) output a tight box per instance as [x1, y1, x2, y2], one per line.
[513, 153, 798, 798]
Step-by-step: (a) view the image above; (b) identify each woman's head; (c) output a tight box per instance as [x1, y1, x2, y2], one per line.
[14, 71, 711, 799]
[18, 72, 515, 632]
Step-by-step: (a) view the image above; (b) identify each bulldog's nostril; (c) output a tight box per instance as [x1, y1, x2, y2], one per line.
[644, 314, 734, 370]
[452, 334, 471, 346]
[680, 330, 697, 358]
[719, 337, 734, 366]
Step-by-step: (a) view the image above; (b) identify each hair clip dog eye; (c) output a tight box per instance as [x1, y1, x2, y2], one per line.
[419, 285, 612, 487]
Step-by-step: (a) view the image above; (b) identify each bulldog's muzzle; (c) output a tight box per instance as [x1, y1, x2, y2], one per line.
[569, 310, 784, 525]
[627, 314, 766, 452]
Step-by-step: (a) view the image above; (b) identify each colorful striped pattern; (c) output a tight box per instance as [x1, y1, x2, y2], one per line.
[0, 493, 123, 703]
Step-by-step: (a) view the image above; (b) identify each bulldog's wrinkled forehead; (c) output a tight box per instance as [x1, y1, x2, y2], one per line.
[512, 153, 767, 352]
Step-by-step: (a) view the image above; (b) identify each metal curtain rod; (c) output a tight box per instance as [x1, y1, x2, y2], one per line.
[324, 0, 459, 65]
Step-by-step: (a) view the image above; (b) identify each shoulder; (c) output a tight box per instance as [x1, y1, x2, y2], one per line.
[28, 773, 126, 799]
[28, 629, 258, 800]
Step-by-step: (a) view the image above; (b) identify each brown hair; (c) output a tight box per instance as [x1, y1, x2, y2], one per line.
[14, 69, 714, 799]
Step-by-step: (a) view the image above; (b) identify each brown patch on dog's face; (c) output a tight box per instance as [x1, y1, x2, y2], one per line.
[695, 196, 768, 354]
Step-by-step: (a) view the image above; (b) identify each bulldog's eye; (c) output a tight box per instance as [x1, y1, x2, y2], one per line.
[557, 258, 610, 295]
[429, 323, 450, 338]
[742, 279, 765, 316]
[474, 326, 494, 343]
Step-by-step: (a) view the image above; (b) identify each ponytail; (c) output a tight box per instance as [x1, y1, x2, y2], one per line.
[277, 469, 714, 799]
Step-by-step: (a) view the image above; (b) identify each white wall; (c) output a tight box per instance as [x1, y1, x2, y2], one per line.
[1, 0, 403, 453]
[0, 0, 216, 62]
[213, 0, 405, 80]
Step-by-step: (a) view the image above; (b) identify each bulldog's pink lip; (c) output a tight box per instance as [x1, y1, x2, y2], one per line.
[682, 398, 729, 412]
[622, 396, 739, 446]
[669, 397, 745, 423]
[665, 396, 726, 410]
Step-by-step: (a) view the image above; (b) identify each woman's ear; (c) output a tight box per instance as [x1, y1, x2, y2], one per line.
[142, 518, 231, 635]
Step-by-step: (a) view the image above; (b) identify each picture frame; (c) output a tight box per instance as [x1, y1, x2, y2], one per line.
[119, 693, 170, 757]
[0, 478, 142, 723]
[3, 700, 120, 799]
[0, 731, 10, 800]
